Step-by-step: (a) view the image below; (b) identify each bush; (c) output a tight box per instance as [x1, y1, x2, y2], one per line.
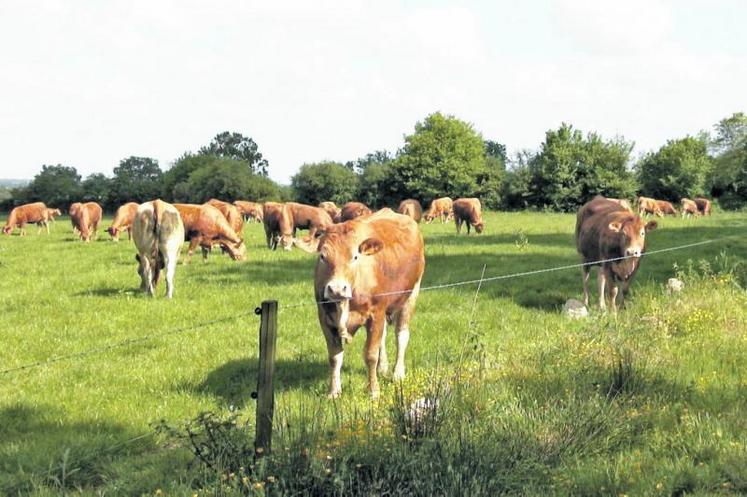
[291, 162, 358, 205]
[637, 136, 712, 201]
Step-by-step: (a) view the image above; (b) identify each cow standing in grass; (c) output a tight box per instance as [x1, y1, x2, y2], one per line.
[681, 199, 700, 218]
[174, 203, 247, 262]
[70, 202, 102, 241]
[3, 202, 51, 235]
[294, 209, 425, 398]
[453, 198, 484, 234]
[694, 197, 712, 216]
[206, 198, 244, 236]
[234, 200, 263, 223]
[576, 196, 657, 312]
[262, 202, 294, 250]
[398, 199, 423, 223]
[107, 202, 139, 241]
[656, 200, 677, 216]
[286, 202, 334, 239]
[335, 202, 372, 223]
[319, 201, 341, 221]
[45, 208, 62, 223]
[424, 197, 453, 223]
[133, 200, 184, 299]
[606, 198, 633, 212]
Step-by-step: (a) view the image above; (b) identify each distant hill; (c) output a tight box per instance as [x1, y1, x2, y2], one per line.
[0, 179, 29, 188]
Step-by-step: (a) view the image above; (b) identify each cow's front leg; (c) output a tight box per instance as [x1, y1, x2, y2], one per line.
[377, 321, 389, 376]
[323, 326, 344, 398]
[364, 313, 386, 398]
[609, 283, 619, 313]
[598, 267, 608, 311]
[581, 266, 591, 307]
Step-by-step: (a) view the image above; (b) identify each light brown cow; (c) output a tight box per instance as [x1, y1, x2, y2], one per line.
[174, 203, 247, 262]
[694, 197, 712, 216]
[453, 198, 484, 234]
[70, 202, 102, 241]
[286, 202, 334, 239]
[294, 209, 425, 398]
[233, 200, 263, 223]
[637, 197, 662, 217]
[3, 202, 51, 235]
[45, 208, 62, 223]
[397, 199, 423, 223]
[656, 200, 677, 216]
[107, 202, 139, 241]
[206, 198, 244, 236]
[606, 198, 633, 212]
[576, 196, 657, 312]
[335, 202, 372, 223]
[680, 198, 700, 218]
[424, 197, 453, 223]
[319, 201, 341, 220]
[262, 202, 294, 250]
[133, 200, 185, 299]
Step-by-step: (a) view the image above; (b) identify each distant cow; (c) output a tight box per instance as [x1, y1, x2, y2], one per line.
[606, 198, 633, 212]
[287, 202, 334, 239]
[206, 198, 244, 236]
[233, 200, 263, 223]
[319, 201, 341, 220]
[694, 197, 712, 216]
[424, 197, 453, 223]
[3, 202, 51, 236]
[174, 203, 247, 262]
[576, 196, 657, 312]
[397, 199, 423, 223]
[262, 202, 294, 250]
[45, 208, 62, 223]
[656, 200, 677, 216]
[453, 198, 484, 234]
[107, 202, 139, 241]
[69, 202, 102, 241]
[335, 202, 372, 223]
[637, 197, 662, 217]
[294, 209, 425, 398]
[680, 198, 700, 218]
[132, 200, 185, 299]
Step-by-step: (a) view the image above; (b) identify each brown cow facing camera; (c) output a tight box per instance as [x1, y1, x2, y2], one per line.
[293, 209, 425, 399]
[576, 196, 657, 312]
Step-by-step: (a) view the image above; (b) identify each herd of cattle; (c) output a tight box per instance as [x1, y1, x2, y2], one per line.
[1, 194, 712, 396]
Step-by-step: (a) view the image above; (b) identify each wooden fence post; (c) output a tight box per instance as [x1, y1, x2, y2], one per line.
[254, 300, 278, 456]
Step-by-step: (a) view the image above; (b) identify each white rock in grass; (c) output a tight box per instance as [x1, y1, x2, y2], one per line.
[666, 278, 685, 294]
[563, 299, 588, 319]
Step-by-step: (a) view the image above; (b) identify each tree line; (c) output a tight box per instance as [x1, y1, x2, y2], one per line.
[4, 112, 747, 213]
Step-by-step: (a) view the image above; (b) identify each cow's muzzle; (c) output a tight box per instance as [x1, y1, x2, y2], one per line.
[324, 280, 353, 300]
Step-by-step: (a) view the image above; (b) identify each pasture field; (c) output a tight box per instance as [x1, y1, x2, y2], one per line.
[1, 210, 747, 496]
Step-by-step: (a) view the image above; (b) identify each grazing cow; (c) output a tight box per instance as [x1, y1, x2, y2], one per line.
[3, 202, 50, 235]
[576, 196, 657, 312]
[45, 208, 62, 223]
[606, 198, 633, 212]
[656, 200, 677, 217]
[286, 202, 334, 239]
[293, 209, 425, 398]
[132, 200, 185, 299]
[680, 198, 700, 218]
[174, 203, 247, 262]
[233, 200, 263, 223]
[107, 202, 139, 241]
[262, 202, 294, 250]
[694, 197, 712, 216]
[319, 201, 341, 220]
[637, 197, 662, 217]
[424, 197, 453, 223]
[335, 202, 372, 223]
[69, 202, 102, 241]
[453, 198, 484, 234]
[397, 199, 423, 223]
[206, 198, 245, 236]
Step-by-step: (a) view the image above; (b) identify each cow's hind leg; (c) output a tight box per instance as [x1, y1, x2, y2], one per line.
[598, 267, 609, 311]
[377, 319, 389, 376]
[392, 279, 420, 381]
[581, 266, 591, 307]
[162, 244, 179, 299]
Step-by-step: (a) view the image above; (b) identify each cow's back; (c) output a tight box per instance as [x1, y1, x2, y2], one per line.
[576, 196, 625, 259]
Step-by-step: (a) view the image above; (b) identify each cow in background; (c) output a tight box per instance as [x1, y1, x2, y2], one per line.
[637, 197, 662, 217]
[397, 199, 423, 223]
[70, 202, 103, 241]
[132, 200, 184, 299]
[45, 208, 62, 223]
[286, 202, 334, 239]
[174, 203, 247, 262]
[656, 200, 677, 216]
[335, 202, 372, 223]
[453, 198, 484, 234]
[694, 197, 712, 216]
[263, 202, 294, 250]
[234, 200, 263, 223]
[206, 198, 244, 236]
[606, 198, 633, 212]
[680, 198, 700, 218]
[3, 202, 51, 235]
[424, 197, 453, 223]
[107, 202, 139, 241]
[319, 201, 341, 220]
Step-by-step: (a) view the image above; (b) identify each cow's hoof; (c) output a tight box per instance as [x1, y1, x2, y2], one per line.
[369, 389, 380, 400]
[327, 391, 341, 400]
[393, 367, 405, 381]
[377, 362, 390, 376]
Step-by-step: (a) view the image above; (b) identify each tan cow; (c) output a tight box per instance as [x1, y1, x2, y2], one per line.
[576, 196, 657, 312]
[233, 200, 263, 223]
[294, 209, 425, 398]
[397, 199, 423, 223]
[174, 203, 247, 262]
[262, 202, 294, 250]
[637, 197, 662, 217]
[45, 208, 62, 223]
[132, 200, 185, 299]
[453, 198, 484, 234]
[3, 202, 51, 235]
[656, 200, 677, 216]
[694, 197, 712, 216]
[107, 202, 139, 241]
[70, 202, 102, 241]
[286, 202, 334, 239]
[335, 202, 372, 223]
[424, 197, 453, 223]
[605, 198, 633, 212]
[319, 201, 341, 220]
[680, 198, 700, 218]
[206, 198, 244, 236]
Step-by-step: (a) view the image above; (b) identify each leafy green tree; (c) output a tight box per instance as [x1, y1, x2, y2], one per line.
[184, 157, 280, 203]
[358, 162, 400, 208]
[19, 164, 82, 208]
[291, 161, 358, 205]
[707, 112, 747, 208]
[162, 153, 211, 202]
[637, 137, 711, 201]
[200, 131, 269, 176]
[392, 112, 487, 204]
[477, 139, 507, 209]
[109, 157, 163, 206]
[81, 173, 112, 207]
[711, 112, 747, 154]
[347, 150, 393, 174]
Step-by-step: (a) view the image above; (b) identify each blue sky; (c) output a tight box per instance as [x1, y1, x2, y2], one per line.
[1, 0, 745, 183]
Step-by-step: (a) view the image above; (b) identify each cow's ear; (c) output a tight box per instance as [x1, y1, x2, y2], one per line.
[608, 222, 622, 233]
[359, 238, 383, 255]
[645, 220, 658, 231]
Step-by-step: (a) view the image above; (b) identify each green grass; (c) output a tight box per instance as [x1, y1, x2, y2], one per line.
[1, 211, 746, 496]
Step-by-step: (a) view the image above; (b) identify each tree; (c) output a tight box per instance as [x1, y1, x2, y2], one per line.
[81, 173, 112, 207]
[200, 131, 269, 176]
[109, 157, 163, 206]
[637, 137, 711, 201]
[347, 150, 393, 174]
[291, 161, 358, 205]
[392, 112, 487, 204]
[708, 112, 747, 209]
[485, 140, 507, 164]
[19, 164, 82, 208]
[711, 112, 747, 155]
[477, 139, 507, 209]
[357, 162, 400, 208]
[162, 153, 211, 202]
[183, 157, 281, 203]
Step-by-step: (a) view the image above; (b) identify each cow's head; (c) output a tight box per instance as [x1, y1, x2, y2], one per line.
[608, 217, 657, 258]
[224, 240, 247, 261]
[2, 226, 11, 235]
[474, 221, 484, 234]
[314, 229, 383, 301]
[107, 226, 118, 238]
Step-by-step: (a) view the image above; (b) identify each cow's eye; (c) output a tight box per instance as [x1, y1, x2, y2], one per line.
[640, 230, 645, 237]
[353, 254, 359, 261]
[319, 253, 326, 262]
